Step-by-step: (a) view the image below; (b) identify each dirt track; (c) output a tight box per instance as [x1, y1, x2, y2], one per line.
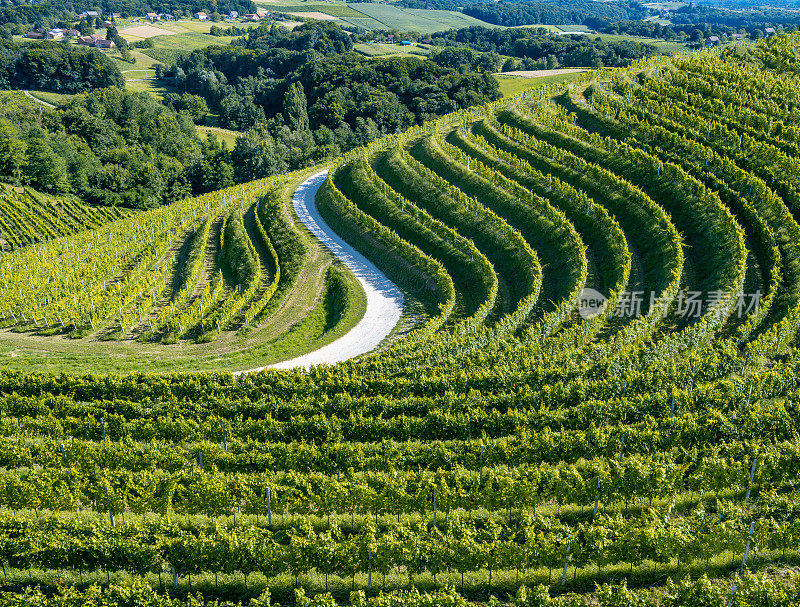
[497, 68, 588, 78]
[241, 171, 404, 372]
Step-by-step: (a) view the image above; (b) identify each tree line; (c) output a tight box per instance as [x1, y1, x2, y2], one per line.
[430, 27, 658, 69]
[461, 1, 647, 28]
[0, 87, 233, 208]
[0, 40, 123, 93]
[162, 22, 501, 183]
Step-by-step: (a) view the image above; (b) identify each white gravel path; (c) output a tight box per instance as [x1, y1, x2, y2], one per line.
[24, 91, 55, 108]
[243, 170, 404, 372]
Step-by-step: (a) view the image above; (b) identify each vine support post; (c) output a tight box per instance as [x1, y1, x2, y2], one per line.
[561, 544, 571, 586]
[266, 486, 272, 528]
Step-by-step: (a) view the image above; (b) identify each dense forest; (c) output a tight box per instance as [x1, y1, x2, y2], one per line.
[431, 27, 658, 69]
[668, 5, 800, 29]
[0, 40, 123, 93]
[397, 0, 799, 38]
[461, 0, 648, 28]
[0, 88, 232, 208]
[166, 22, 501, 181]
[591, 18, 794, 41]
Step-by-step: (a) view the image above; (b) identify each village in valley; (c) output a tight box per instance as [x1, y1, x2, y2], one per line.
[23, 6, 280, 49]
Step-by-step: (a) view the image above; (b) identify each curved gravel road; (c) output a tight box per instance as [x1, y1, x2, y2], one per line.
[245, 170, 404, 371]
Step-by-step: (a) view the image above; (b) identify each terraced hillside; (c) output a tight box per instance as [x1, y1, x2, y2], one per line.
[0, 169, 368, 372]
[3, 35, 800, 606]
[0, 185, 131, 252]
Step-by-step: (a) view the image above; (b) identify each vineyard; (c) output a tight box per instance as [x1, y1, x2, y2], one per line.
[2, 34, 800, 606]
[0, 167, 370, 373]
[0, 185, 130, 252]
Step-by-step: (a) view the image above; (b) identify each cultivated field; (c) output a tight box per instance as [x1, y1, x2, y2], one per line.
[287, 11, 339, 20]
[119, 24, 176, 39]
[339, 3, 497, 31]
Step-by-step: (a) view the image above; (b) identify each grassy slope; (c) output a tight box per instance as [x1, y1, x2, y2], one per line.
[354, 41, 429, 58]
[495, 71, 586, 97]
[197, 125, 240, 148]
[25, 90, 72, 106]
[595, 32, 687, 54]
[0, 166, 369, 374]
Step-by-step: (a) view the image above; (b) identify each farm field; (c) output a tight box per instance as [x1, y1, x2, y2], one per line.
[343, 3, 497, 31]
[3, 33, 800, 607]
[118, 20, 261, 65]
[495, 69, 588, 97]
[266, 2, 364, 17]
[595, 32, 687, 54]
[354, 41, 429, 58]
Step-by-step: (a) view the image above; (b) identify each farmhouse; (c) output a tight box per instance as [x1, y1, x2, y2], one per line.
[47, 28, 64, 39]
[706, 35, 720, 46]
[146, 12, 159, 20]
[194, 11, 208, 19]
[102, 20, 113, 28]
[78, 34, 108, 47]
[25, 31, 44, 39]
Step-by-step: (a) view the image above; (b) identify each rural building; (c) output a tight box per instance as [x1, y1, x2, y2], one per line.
[194, 11, 208, 19]
[766, 27, 776, 35]
[146, 12, 159, 20]
[706, 35, 720, 46]
[112, 13, 121, 18]
[26, 31, 44, 39]
[67, 29, 80, 37]
[78, 34, 107, 47]
[242, 14, 260, 20]
[229, 11, 239, 18]
[47, 28, 64, 39]
[102, 20, 113, 28]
